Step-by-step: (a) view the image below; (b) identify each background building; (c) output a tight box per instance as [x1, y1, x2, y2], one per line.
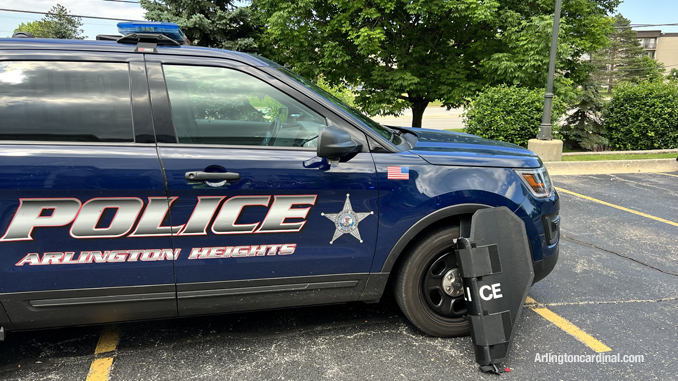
[637, 30, 678, 69]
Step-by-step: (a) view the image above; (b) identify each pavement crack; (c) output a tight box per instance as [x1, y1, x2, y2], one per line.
[609, 174, 678, 195]
[527, 296, 678, 308]
[562, 234, 678, 277]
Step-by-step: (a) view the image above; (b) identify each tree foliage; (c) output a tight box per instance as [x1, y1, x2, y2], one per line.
[255, 0, 617, 127]
[315, 76, 357, 108]
[561, 82, 607, 151]
[13, 4, 85, 39]
[622, 55, 666, 84]
[140, 0, 262, 52]
[13, 21, 52, 38]
[603, 81, 678, 150]
[668, 68, 678, 82]
[590, 14, 646, 93]
[463, 86, 566, 147]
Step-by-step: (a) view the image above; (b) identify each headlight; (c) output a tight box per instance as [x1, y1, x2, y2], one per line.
[514, 167, 554, 198]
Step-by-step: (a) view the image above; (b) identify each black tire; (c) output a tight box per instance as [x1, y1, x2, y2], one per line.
[394, 225, 470, 337]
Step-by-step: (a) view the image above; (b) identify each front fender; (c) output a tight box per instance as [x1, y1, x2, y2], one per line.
[369, 152, 530, 274]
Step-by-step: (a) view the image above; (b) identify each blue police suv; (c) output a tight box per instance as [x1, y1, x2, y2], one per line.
[0, 23, 559, 339]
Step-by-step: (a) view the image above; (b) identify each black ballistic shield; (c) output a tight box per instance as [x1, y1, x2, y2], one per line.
[456, 207, 534, 372]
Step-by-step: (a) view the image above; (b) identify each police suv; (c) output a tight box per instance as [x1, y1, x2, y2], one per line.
[0, 23, 559, 339]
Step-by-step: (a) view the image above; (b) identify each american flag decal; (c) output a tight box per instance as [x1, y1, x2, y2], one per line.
[387, 166, 409, 180]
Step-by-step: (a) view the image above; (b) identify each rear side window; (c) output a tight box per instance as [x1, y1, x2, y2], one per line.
[0, 61, 134, 142]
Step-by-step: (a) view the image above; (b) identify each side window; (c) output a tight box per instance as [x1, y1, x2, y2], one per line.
[0, 61, 134, 142]
[163, 65, 327, 147]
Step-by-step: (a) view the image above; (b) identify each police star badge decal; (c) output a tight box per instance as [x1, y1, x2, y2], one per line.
[321, 194, 374, 244]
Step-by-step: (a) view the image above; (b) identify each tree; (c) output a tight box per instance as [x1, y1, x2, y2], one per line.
[315, 76, 357, 108]
[12, 4, 85, 39]
[139, 0, 262, 52]
[255, 0, 618, 127]
[13, 21, 52, 38]
[44, 4, 85, 39]
[560, 82, 607, 151]
[623, 55, 665, 83]
[590, 14, 644, 93]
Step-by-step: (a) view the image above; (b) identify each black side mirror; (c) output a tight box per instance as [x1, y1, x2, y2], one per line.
[317, 126, 359, 159]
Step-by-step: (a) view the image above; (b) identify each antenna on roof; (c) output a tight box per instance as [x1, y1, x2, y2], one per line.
[12, 32, 34, 38]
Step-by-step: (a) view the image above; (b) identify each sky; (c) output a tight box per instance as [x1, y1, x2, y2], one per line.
[0, 0, 146, 38]
[0, 0, 677, 38]
[617, 0, 678, 33]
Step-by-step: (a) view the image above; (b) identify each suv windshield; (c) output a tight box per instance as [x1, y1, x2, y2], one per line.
[277, 68, 402, 145]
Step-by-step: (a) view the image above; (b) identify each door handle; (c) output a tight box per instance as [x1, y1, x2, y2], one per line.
[185, 171, 240, 182]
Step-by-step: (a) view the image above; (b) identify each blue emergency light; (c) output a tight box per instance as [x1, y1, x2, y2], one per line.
[116, 22, 189, 45]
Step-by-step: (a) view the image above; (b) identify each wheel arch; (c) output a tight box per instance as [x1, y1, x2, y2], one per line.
[380, 203, 491, 274]
[359, 203, 490, 302]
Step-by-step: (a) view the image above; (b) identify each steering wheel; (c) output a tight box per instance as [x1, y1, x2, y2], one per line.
[261, 118, 282, 146]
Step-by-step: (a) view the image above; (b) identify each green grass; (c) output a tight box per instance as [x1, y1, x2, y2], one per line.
[444, 128, 466, 133]
[562, 153, 678, 161]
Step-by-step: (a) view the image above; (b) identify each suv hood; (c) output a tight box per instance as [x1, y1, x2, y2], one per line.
[400, 128, 542, 168]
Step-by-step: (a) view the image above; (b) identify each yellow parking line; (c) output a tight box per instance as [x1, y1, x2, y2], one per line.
[94, 325, 119, 355]
[87, 358, 115, 381]
[555, 187, 678, 228]
[654, 172, 678, 178]
[86, 325, 120, 381]
[525, 297, 611, 353]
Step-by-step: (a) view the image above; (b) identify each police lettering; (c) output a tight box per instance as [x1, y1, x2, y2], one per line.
[479, 283, 503, 301]
[14, 245, 295, 266]
[187, 244, 296, 259]
[0, 195, 316, 242]
[15, 248, 182, 266]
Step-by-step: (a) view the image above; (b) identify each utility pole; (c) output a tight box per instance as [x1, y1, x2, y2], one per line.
[537, 0, 562, 140]
[528, 0, 564, 161]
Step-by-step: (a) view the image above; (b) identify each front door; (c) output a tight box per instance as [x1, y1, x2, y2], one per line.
[146, 60, 380, 315]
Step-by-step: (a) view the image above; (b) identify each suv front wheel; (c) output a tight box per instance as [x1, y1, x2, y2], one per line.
[394, 225, 470, 337]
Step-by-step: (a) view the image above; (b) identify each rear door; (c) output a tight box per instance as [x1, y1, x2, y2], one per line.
[0, 51, 177, 329]
[145, 57, 380, 315]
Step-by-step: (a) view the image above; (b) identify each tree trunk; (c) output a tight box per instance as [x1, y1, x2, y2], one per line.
[411, 100, 429, 128]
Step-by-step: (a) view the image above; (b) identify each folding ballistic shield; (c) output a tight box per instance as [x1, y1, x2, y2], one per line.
[456, 207, 534, 373]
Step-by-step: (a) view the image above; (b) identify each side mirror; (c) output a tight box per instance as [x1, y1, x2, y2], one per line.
[317, 126, 359, 159]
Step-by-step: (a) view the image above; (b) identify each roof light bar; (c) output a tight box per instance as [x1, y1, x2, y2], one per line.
[116, 21, 188, 45]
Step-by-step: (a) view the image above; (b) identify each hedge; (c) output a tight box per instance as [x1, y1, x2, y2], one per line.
[603, 81, 678, 151]
[463, 86, 566, 147]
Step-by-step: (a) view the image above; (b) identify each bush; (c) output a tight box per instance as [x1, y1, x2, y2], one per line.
[463, 86, 566, 147]
[560, 83, 608, 151]
[603, 81, 678, 150]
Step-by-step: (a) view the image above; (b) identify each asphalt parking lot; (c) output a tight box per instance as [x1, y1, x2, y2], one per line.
[1, 171, 677, 381]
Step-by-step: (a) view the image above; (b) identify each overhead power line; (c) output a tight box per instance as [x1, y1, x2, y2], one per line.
[629, 23, 678, 27]
[613, 23, 678, 30]
[0, 7, 144, 22]
[606, 63, 678, 72]
[102, 0, 140, 3]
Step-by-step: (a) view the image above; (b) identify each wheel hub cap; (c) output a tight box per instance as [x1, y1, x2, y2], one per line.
[442, 268, 463, 297]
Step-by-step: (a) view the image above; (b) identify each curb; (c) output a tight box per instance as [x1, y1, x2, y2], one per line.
[562, 148, 678, 156]
[545, 158, 678, 176]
